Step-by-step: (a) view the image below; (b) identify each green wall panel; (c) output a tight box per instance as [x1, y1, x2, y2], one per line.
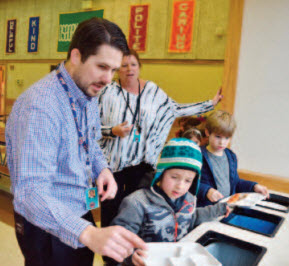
[6, 61, 223, 103]
[141, 63, 223, 103]
[196, 0, 230, 59]
[6, 63, 50, 99]
[0, 1, 7, 56]
[0, 0, 227, 104]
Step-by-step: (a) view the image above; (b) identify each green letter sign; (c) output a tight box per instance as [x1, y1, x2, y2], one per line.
[57, 10, 104, 52]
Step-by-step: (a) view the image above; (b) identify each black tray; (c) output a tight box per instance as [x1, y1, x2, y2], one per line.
[220, 206, 284, 237]
[256, 193, 289, 213]
[196, 230, 267, 266]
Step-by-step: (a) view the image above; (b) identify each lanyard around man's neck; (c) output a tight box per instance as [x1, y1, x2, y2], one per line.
[56, 68, 93, 187]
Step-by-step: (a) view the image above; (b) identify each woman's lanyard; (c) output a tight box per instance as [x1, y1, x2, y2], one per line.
[56, 69, 93, 188]
[119, 79, 142, 133]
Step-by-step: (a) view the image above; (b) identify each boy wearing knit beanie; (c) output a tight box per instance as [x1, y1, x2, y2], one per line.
[111, 138, 230, 265]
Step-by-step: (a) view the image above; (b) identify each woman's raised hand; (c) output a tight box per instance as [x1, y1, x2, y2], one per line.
[212, 87, 224, 106]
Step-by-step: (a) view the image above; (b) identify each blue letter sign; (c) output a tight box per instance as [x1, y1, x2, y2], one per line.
[28, 17, 40, 53]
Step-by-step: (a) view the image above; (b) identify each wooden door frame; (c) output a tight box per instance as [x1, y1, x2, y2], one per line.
[221, 0, 244, 114]
[0, 65, 7, 118]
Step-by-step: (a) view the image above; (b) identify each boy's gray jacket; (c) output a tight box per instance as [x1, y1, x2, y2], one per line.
[111, 187, 227, 242]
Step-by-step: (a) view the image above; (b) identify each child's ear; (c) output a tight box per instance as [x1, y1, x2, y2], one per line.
[205, 128, 210, 137]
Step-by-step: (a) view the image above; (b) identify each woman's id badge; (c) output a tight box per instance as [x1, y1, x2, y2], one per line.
[85, 187, 99, 210]
[133, 128, 140, 142]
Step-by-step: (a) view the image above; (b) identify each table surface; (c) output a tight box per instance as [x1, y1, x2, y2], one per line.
[181, 190, 289, 266]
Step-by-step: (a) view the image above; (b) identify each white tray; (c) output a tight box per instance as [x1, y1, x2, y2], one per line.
[142, 242, 221, 266]
[220, 192, 265, 207]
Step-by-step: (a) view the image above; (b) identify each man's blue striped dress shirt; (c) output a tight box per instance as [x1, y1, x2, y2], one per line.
[6, 62, 108, 248]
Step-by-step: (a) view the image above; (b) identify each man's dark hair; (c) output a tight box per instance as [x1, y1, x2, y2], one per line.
[67, 18, 129, 62]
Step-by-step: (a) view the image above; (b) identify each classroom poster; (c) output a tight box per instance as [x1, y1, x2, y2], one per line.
[128, 4, 149, 52]
[57, 10, 104, 52]
[28, 16, 40, 53]
[169, 0, 195, 53]
[6, 19, 17, 54]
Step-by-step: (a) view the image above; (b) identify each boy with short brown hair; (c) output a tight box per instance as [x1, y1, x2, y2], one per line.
[197, 110, 269, 207]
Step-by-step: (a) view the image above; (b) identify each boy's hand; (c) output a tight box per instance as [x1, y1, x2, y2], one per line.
[254, 184, 269, 199]
[132, 249, 147, 266]
[207, 188, 224, 202]
[224, 205, 232, 218]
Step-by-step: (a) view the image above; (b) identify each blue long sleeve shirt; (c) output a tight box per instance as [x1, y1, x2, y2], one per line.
[6, 62, 108, 248]
[197, 146, 257, 207]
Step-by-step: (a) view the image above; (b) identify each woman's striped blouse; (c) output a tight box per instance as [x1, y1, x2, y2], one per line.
[98, 81, 213, 173]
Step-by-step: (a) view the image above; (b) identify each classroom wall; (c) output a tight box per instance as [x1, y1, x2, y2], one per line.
[141, 63, 223, 103]
[6, 63, 50, 99]
[231, 0, 289, 178]
[0, 0, 229, 104]
[0, 0, 229, 60]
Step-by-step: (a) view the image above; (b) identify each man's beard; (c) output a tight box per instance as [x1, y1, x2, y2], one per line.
[73, 73, 90, 97]
[73, 75, 107, 97]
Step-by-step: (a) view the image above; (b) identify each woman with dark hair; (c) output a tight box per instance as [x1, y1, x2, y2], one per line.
[98, 49, 223, 227]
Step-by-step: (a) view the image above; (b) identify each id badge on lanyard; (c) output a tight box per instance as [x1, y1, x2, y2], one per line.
[133, 123, 141, 142]
[85, 187, 99, 210]
[85, 163, 99, 210]
[133, 128, 140, 142]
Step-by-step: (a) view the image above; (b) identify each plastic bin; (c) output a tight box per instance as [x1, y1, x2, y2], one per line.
[256, 193, 289, 213]
[220, 206, 284, 237]
[196, 230, 266, 266]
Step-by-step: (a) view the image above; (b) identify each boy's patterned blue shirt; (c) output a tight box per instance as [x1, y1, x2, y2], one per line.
[5, 62, 108, 248]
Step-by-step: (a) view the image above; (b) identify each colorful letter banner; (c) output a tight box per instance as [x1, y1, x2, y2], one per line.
[128, 4, 149, 52]
[28, 17, 40, 53]
[57, 9, 104, 52]
[169, 0, 195, 53]
[6, 19, 17, 54]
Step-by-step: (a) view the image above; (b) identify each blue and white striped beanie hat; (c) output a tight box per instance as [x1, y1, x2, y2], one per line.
[151, 138, 203, 195]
